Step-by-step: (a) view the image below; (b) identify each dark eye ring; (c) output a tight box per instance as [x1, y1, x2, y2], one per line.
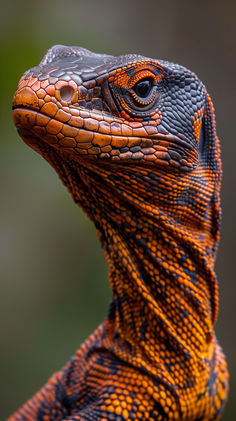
[133, 77, 154, 98]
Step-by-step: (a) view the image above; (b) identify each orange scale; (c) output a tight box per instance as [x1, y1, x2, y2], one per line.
[75, 129, 94, 143]
[115, 406, 122, 415]
[143, 153, 155, 162]
[112, 399, 120, 407]
[61, 124, 78, 138]
[84, 118, 99, 132]
[41, 102, 58, 117]
[55, 109, 71, 123]
[45, 85, 55, 96]
[44, 94, 53, 103]
[27, 77, 38, 87]
[110, 123, 122, 136]
[122, 409, 129, 419]
[98, 122, 111, 135]
[36, 113, 50, 126]
[107, 404, 115, 412]
[37, 88, 46, 99]
[70, 116, 84, 129]
[46, 119, 63, 135]
[59, 137, 77, 148]
[40, 80, 49, 89]
[31, 81, 41, 92]
[129, 121, 143, 129]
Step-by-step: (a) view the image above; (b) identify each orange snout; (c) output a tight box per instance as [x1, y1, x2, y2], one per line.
[12, 86, 39, 110]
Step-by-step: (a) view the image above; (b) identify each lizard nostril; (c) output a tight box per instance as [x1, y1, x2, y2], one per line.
[59, 85, 75, 102]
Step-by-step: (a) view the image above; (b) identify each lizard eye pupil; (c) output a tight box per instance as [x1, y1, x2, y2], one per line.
[133, 78, 153, 98]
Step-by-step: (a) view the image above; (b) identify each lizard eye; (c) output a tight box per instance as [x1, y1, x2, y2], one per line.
[129, 76, 156, 108]
[133, 78, 153, 98]
[112, 67, 160, 115]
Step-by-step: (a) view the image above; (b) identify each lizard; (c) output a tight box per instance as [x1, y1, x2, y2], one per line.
[10, 45, 229, 421]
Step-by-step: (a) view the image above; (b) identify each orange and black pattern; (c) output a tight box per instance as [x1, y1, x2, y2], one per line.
[10, 45, 229, 420]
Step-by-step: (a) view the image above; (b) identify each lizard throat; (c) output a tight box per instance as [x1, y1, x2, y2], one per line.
[41, 144, 219, 368]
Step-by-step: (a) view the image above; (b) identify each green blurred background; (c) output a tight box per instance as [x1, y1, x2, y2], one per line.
[0, 0, 235, 419]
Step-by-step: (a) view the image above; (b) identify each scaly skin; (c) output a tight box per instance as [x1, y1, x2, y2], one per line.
[10, 45, 228, 420]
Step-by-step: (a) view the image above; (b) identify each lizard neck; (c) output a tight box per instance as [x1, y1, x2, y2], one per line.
[103, 185, 217, 363]
[59, 155, 219, 366]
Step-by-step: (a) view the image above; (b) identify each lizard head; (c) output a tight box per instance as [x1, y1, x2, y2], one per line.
[12, 44, 209, 170]
[12, 45, 222, 265]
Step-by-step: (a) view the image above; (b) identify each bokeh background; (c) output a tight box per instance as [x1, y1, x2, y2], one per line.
[0, 0, 235, 419]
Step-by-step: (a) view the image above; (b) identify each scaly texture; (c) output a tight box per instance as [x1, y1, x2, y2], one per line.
[10, 45, 228, 421]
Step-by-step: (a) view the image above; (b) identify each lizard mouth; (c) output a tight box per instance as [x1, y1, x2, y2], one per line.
[12, 106, 152, 155]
